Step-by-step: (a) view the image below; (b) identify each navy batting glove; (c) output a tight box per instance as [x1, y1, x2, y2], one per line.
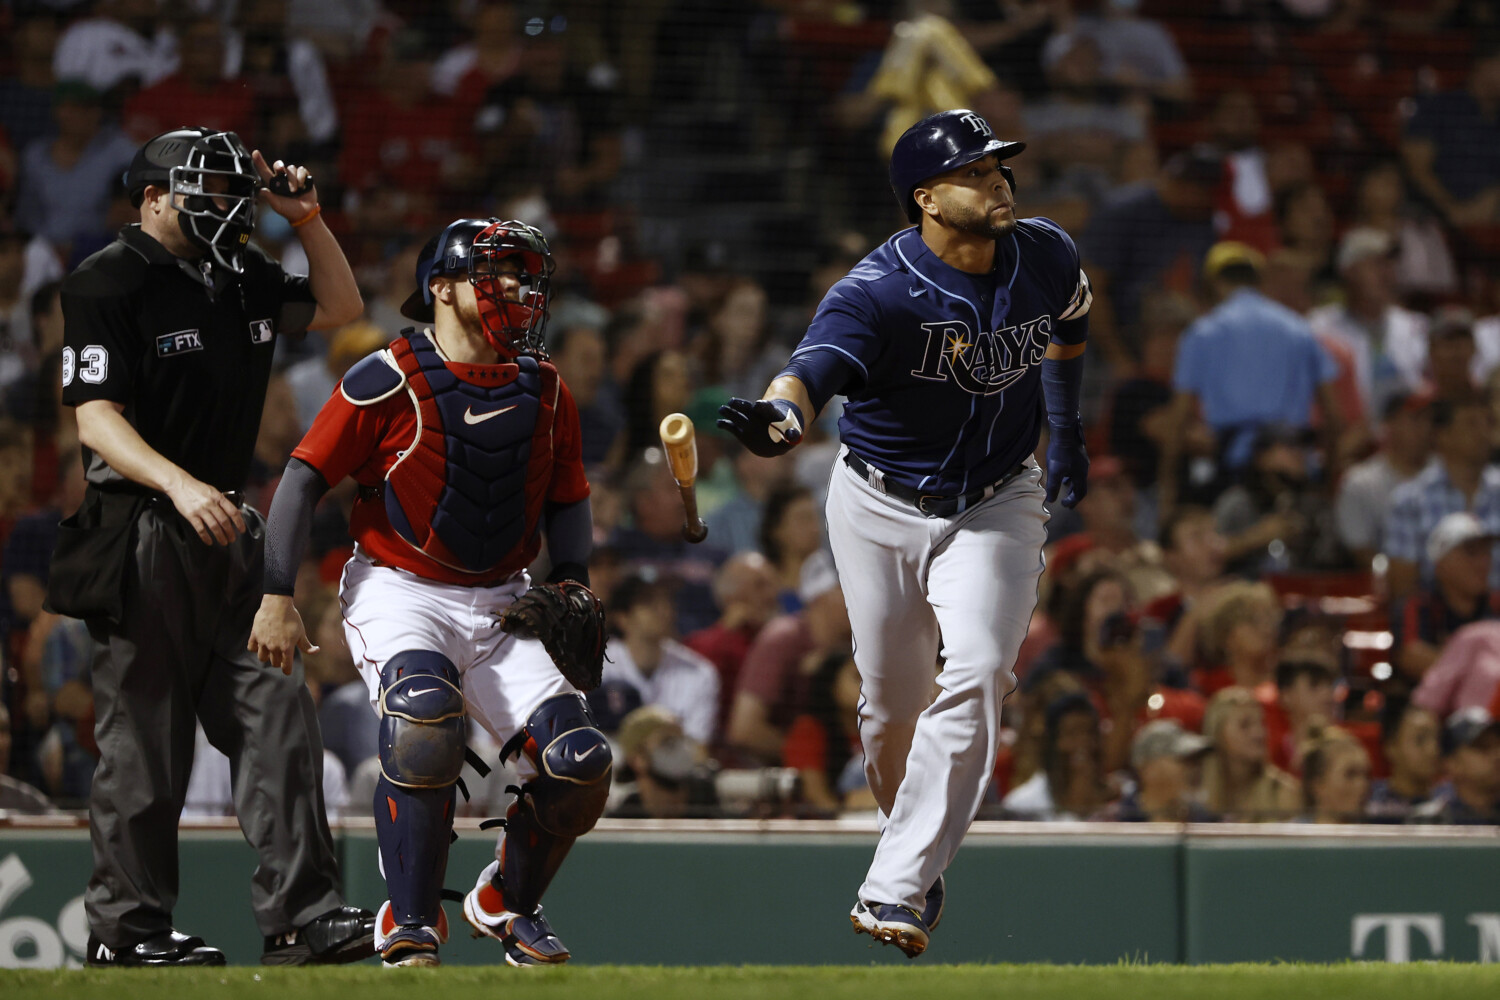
[716, 397, 803, 458]
[1045, 424, 1089, 508]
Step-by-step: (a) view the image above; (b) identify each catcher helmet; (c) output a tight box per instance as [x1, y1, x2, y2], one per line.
[124, 127, 261, 272]
[400, 218, 556, 357]
[889, 109, 1026, 225]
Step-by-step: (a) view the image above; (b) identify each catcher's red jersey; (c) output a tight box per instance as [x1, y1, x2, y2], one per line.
[293, 334, 589, 587]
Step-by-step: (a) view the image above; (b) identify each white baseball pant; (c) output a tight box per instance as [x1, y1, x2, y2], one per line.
[339, 548, 578, 782]
[826, 449, 1047, 910]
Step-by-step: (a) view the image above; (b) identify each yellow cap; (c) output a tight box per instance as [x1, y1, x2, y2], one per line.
[329, 321, 389, 369]
[1203, 241, 1265, 281]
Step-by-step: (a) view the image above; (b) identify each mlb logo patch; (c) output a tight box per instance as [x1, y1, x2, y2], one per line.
[156, 329, 203, 357]
[249, 319, 274, 344]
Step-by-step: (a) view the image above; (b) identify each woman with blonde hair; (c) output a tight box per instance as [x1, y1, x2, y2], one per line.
[1300, 725, 1371, 824]
[1201, 687, 1301, 821]
[1194, 582, 1282, 697]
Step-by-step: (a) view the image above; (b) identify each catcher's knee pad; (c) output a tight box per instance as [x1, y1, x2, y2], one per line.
[492, 695, 612, 915]
[502, 693, 612, 837]
[378, 650, 466, 789]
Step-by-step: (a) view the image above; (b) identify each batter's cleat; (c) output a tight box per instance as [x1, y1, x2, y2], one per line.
[375, 900, 448, 968]
[261, 905, 377, 965]
[85, 929, 226, 967]
[851, 900, 930, 959]
[922, 875, 945, 933]
[463, 872, 571, 966]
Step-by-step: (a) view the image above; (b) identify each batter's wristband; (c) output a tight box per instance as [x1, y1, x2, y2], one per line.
[289, 204, 322, 228]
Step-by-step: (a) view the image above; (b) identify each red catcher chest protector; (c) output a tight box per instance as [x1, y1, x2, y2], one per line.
[382, 329, 558, 574]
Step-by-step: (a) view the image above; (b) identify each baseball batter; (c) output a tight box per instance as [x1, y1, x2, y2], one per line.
[248, 219, 612, 968]
[719, 109, 1091, 957]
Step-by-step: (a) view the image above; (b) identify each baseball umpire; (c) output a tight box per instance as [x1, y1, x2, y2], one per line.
[47, 127, 373, 966]
[248, 218, 610, 967]
[718, 109, 1091, 957]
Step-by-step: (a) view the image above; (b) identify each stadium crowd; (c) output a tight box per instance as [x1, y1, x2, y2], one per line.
[4, 0, 1500, 827]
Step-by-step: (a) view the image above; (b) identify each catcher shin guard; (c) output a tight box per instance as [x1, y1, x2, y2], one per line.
[376, 651, 465, 928]
[493, 694, 612, 914]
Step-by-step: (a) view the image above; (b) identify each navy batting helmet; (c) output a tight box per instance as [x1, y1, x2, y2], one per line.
[889, 110, 1026, 224]
[401, 217, 555, 355]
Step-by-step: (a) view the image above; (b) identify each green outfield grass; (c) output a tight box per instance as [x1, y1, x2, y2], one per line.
[5, 964, 1500, 1000]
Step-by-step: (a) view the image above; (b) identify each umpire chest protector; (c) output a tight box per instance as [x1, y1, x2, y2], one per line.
[343, 329, 559, 575]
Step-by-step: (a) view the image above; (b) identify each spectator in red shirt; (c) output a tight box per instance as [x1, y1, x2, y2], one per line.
[1393, 511, 1498, 682]
[123, 17, 255, 143]
[683, 551, 781, 742]
[1156, 504, 1230, 667]
[781, 652, 875, 816]
[337, 31, 476, 202]
[725, 550, 850, 765]
[1193, 581, 1281, 697]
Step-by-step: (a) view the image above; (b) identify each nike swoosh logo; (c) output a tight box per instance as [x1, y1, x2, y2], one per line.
[769, 411, 802, 445]
[408, 687, 441, 697]
[909, 286, 925, 297]
[464, 404, 517, 425]
[572, 745, 600, 762]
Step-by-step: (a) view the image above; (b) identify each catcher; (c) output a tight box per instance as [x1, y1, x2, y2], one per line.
[248, 218, 609, 968]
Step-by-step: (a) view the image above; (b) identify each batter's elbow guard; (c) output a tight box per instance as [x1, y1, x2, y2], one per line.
[378, 650, 467, 788]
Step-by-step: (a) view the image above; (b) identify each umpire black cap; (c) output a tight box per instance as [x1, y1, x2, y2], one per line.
[889, 109, 1026, 224]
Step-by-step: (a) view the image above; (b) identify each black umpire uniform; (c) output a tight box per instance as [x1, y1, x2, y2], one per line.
[47, 128, 369, 967]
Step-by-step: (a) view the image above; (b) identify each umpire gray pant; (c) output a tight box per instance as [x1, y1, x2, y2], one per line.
[85, 502, 344, 949]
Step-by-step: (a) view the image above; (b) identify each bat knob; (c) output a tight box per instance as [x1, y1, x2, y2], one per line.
[683, 520, 708, 544]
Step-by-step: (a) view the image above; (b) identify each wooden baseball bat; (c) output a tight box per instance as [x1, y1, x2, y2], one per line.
[659, 412, 708, 544]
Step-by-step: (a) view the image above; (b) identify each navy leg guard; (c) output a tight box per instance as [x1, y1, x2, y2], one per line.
[375, 651, 466, 928]
[494, 694, 612, 915]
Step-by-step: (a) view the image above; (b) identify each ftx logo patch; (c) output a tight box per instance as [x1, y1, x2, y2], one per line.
[249, 318, 273, 344]
[156, 329, 202, 357]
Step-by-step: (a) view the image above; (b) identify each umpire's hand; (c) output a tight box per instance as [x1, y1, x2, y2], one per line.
[251, 149, 317, 220]
[166, 476, 247, 545]
[249, 595, 320, 675]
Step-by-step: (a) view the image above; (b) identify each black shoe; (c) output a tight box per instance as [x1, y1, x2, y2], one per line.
[261, 905, 377, 966]
[86, 930, 227, 967]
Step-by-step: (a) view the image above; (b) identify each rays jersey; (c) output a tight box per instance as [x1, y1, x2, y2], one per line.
[793, 219, 1090, 496]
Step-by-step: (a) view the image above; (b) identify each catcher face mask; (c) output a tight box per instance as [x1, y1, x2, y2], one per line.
[170, 131, 261, 273]
[469, 220, 554, 357]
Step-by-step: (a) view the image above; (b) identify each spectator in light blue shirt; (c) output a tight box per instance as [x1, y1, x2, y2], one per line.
[1166, 242, 1340, 490]
[14, 80, 137, 253]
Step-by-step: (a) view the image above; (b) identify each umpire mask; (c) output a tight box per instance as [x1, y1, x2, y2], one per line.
[174, 132, 260, 273]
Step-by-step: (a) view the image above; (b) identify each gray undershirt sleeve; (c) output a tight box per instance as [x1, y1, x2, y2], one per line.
[263, 457, 331, 595]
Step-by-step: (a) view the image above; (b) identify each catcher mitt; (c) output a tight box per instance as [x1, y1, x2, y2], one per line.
[498, 581, 607, 691]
